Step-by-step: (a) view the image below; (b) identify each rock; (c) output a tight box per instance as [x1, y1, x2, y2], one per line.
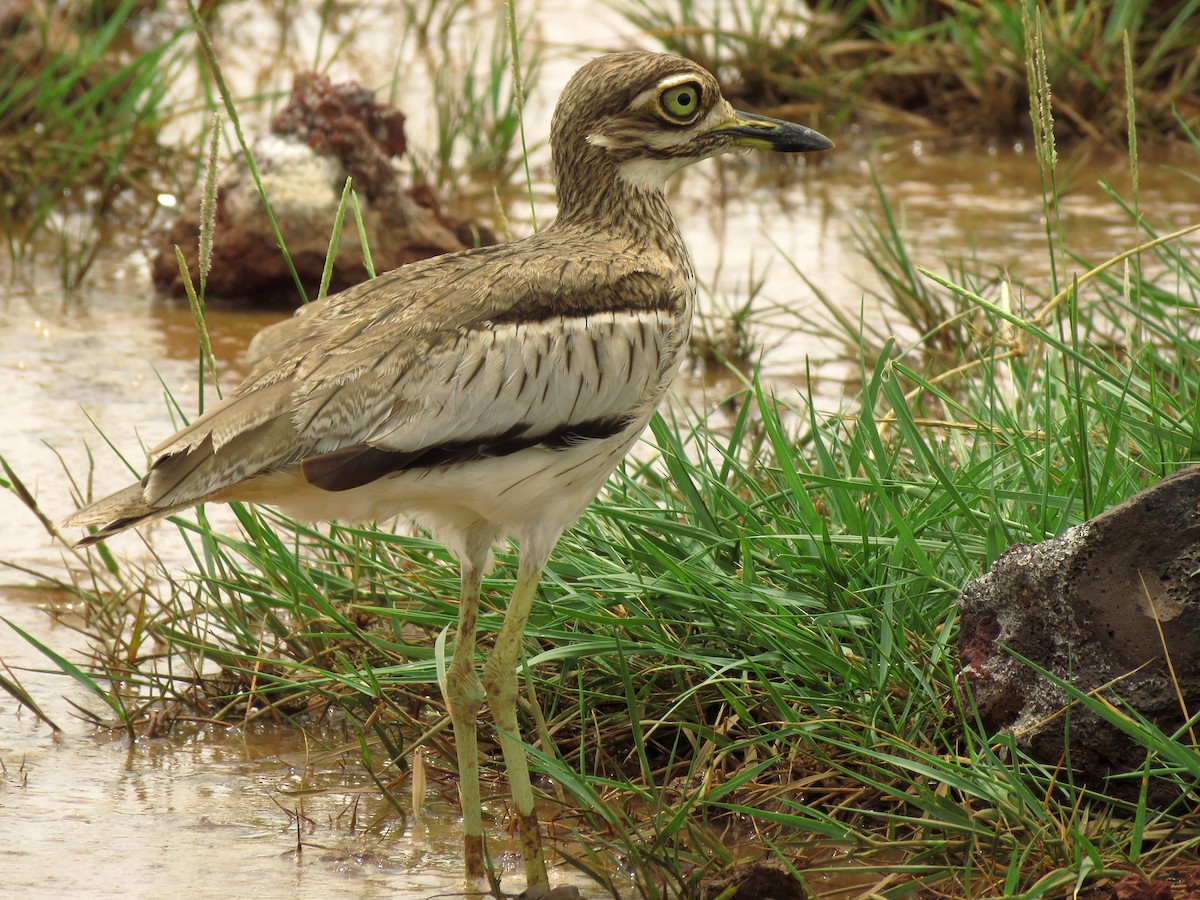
[959, 466, 1200, 802]
[698, 858, 808, 899]
[152, 71, 495, 304]
[1110, 872, 1175, 900]
[271, 70, 409, 198]
[516, 886, 583, 900]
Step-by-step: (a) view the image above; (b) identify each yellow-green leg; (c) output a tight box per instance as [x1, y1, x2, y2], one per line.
[482, 554, 550, 891]
[442, 553, 488, 881]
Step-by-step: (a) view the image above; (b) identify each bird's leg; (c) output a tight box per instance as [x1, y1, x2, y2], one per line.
[482, 553, 550, 891]
[442, 556, 487, 881]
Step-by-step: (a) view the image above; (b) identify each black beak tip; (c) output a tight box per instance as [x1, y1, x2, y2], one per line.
[731, 111, 833, 154]
[785, 125, 834, 153]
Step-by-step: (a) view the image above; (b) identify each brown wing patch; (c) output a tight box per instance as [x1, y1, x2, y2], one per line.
[301, 445, 427, 492]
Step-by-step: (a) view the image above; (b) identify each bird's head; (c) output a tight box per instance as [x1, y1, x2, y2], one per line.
[551, 51, 833, 195]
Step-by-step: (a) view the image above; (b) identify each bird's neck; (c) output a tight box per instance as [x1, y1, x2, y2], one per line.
[550, 162, 689, 260]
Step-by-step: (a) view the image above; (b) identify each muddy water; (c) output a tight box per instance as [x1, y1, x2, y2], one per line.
[0, 590, 598, 899]
[3, 1, 1199, 897]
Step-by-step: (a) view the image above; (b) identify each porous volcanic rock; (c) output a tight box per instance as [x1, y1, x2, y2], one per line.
[152, 71, 494, 304]
[959, 465, 1200, 802]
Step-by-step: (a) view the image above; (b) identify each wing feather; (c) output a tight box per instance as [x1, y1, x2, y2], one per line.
[66, 230, 688, 534]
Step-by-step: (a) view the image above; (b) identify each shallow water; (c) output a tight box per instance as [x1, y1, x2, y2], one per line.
[0, 589, 612, 899]
[2, 0, 1198, 896]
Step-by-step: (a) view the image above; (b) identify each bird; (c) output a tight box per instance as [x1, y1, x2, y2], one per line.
[62, 50, 832, 891]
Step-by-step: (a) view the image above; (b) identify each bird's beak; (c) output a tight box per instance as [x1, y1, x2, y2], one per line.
[722, 110, 833, 153]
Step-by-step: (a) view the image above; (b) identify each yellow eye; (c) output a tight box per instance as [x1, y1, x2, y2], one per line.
[660, 82, 701, 121]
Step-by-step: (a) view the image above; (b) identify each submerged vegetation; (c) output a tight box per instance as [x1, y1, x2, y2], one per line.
[620, 0, 1200, 143]
[3, 0, 1197, 287]
[4, 0, 1200, 897]
[0, 0, 537, 285]
[0, 0, 192, 284]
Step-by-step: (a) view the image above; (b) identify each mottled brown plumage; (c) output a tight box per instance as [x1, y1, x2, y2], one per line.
[63, 51, 831, 890]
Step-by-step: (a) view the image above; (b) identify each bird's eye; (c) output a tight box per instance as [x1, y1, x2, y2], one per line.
[660, 82, 702, 121]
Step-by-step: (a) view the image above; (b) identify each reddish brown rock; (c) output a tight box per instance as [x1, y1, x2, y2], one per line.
[959, 466, 1200, 802]
[1111, 873, 1174, 900]
[152, 71, 495, 304]
[1108, 870, 1200, 900]
[271, 71, 408, 199]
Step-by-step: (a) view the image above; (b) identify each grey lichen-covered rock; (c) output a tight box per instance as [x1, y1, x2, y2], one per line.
[152, 72, 494, 304]
[959, 465, 1200, 801]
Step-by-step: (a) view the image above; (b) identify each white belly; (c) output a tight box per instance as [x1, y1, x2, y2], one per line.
[232, 418, 647, 564]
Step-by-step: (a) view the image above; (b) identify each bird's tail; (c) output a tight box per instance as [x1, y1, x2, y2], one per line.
[60, 483, 183, 547]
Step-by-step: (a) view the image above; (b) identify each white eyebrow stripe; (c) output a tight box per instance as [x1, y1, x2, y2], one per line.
[626, 72, 708, 114]
[627, 85, 660, 110]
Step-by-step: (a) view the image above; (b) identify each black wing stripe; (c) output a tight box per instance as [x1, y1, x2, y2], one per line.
[301, 416, 632, 493]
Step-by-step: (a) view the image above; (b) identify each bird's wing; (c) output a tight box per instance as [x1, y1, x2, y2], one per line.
[140, 239, 685, 509]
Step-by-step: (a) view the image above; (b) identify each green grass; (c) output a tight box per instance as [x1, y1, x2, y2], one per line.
[0, 0, 194, 285]
[0, 0, 540, 289]
[8, 163, 1200, 895]
[5, 6, 1200, 898]
[403, 9, 543, 199]
[618, 0, 1200, 144]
